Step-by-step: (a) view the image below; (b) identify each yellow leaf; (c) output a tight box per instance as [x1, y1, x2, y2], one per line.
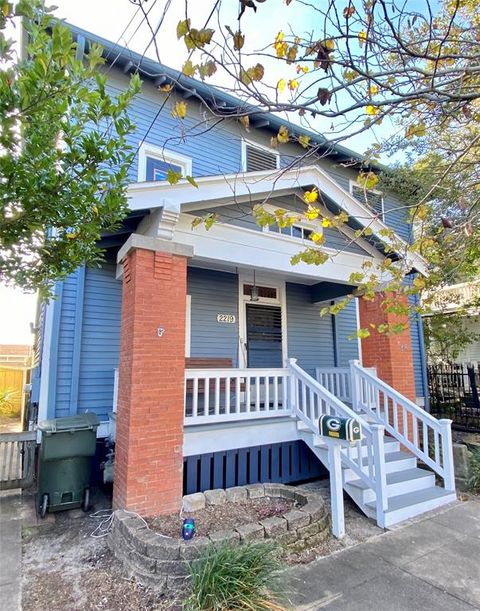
[171, 101, 187, 119]
[321, 218, 331, 227]
[277, 78, 286, 93]
[288, 79, 299, 90]
[358, 30, 367, 46]
[357, 171, 379, 190]
[182, 60, 196, 77]
[310, 232, 324, 244]
[405, 122, 427, 139]
[277, 125, 289, 143]
[296, 65, 309, 74]
[368, 84, 379, 95]
[239, 115, 250, 131]
[323, 39, 335, 50]
[304, 188, 319, 204]
[159, 83, 173, 93]
[176, 19, 190, 38]
[274, 31, 288, 58]
[298, 135, 310, 149]
[305, 206, 319, 220]
[366, 105, 380, 116]
[66, 232, 77, 239]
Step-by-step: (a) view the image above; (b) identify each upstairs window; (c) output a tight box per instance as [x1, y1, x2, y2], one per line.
[243, 141, 280, 172]
[138, 143, 192, 182]
[273, 224, 313, 240]
[350, 180, 384, 219]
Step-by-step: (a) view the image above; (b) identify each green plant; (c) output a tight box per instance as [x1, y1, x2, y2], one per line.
[184, 541, 287, 611]
[468, 448, 480, 493]
[0, 388, 20, 418]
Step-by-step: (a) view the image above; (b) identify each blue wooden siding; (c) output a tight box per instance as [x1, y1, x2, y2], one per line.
[286, 283, 335, 375]
[52, 272, 79, 418]
[409, 294, 427, 400]
[335, 300, 360, 366]
[107, 76, 242, 184]
[188, 267, 239, 366]
[77, 264, 122, 421]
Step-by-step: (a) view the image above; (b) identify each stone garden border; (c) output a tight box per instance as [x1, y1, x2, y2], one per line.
[108, 483, 330, 592]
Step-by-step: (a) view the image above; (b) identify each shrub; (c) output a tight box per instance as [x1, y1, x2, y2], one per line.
[468, 448, 480, 492]
[184, 541, 287, 611]
[0, 388, 20, 418]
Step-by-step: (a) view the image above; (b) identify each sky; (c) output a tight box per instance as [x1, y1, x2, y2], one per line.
[0, 0, 399, 345]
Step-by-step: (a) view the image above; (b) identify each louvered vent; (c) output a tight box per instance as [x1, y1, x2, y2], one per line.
[245, 144, 278, 172]
[351, 184, 384, 218]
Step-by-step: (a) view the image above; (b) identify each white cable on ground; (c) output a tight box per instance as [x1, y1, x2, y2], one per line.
[89, 508, 168, 538]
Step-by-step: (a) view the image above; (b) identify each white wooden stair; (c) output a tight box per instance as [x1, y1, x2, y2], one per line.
[289, 359, 457, 530]
[298, 428, 457, 527]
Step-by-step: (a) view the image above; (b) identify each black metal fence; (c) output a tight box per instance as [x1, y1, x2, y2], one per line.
[428, 362, 480, 431]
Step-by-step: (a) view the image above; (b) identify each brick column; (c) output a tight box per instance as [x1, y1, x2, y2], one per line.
[113, 235, 192, 517]
[358, 293, 416, 402]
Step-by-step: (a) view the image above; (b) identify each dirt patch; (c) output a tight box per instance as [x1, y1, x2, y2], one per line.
[147, 496, 295, 538]
[21, 492, 180, 611]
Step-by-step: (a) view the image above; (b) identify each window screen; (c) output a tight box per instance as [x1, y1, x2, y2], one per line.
[146, 157, 183, 181]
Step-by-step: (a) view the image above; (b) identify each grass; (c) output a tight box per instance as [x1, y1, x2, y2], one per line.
[468, 448, 480, 492]
[183, 541, 288, 611]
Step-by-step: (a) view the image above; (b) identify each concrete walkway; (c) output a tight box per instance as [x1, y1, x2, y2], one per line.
[287, 499, 480, 610]
[0, 490, 22, 611]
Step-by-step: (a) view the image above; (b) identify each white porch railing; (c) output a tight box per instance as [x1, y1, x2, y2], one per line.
[289, 359, 388, 521]
[184, 368, 291, 425]
[350, 361, 455, 491]
[315, 367, 351, 403]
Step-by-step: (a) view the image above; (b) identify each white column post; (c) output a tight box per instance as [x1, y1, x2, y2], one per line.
[328, 440, 345, 538]
[371, 424, 388, 528]
[288, 358, 298, 417]
[439, 419, 456, 492]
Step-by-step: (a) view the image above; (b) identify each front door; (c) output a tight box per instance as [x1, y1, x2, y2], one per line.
[246, 304, 283, 368]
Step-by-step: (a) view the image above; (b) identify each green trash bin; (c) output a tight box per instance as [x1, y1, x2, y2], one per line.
[37, 413, 99, 517]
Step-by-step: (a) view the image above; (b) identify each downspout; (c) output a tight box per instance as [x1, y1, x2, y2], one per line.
[417, 313, 430, 412]
[331, 301, 338, 367]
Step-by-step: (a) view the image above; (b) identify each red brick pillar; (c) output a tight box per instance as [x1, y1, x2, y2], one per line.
[358, 293, 416, 402]
[113, 238, 191, 517]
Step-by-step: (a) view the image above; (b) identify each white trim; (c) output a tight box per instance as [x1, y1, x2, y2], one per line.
[37, 298, 55, 430]
[238, 273, 288, 368]
[185, 294, 191, 358]
[127, 164, 428, 276]
[137, 142, 193, 182]
[349, 179, 384, 220]
[355, 297, 363, 365]
[241, 138, 280, 172]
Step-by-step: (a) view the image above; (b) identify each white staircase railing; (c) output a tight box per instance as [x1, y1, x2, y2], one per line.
[315, 367, 351, 403]
[288, 359, 388, 524]
[350, 360, 455, 492]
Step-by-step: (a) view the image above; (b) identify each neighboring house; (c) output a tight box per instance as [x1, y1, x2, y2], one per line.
[30, 24, 456, 529]
[0, 344, 32, 427]
[423, 280, 480, 363]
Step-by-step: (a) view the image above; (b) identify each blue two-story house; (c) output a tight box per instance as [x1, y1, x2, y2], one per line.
[31, 24, 456, 528]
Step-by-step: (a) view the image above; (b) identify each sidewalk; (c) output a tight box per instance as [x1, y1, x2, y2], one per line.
[0, 490, 22, 611]
[287, 499, 480, 610]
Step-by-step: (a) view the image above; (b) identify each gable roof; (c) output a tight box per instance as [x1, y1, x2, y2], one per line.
[66, 22, 379, 168]
[127, 165, 428, 275]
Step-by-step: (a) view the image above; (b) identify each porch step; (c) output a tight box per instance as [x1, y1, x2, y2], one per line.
[365, 487, 458, 527]
[346, 467, 435, 501]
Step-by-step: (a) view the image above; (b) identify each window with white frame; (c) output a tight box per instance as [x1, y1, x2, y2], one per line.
[138, 142, 192, 182]
[242, 140, 280, 172]
[349, 180, 384, 219]
[261, 205, 320, 243]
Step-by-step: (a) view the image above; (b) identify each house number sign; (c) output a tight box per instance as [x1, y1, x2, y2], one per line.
[217, 314, 236, 324]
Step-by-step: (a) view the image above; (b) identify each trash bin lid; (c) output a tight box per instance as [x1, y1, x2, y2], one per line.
[38, 412, 100, 433]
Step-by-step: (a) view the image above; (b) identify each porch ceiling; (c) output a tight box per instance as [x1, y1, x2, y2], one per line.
[127, 165, 428, 276]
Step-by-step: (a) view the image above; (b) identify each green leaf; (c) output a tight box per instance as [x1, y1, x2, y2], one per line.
[186, 175, 198, 188]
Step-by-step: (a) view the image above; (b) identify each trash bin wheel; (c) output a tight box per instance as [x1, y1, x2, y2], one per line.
[39, 493, 48, 519]
[82, 487, 90, 512]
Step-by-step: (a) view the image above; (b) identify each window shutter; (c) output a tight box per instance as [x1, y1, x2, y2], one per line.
[245, 144, 278, 172]
[351, 184, 383, 217]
